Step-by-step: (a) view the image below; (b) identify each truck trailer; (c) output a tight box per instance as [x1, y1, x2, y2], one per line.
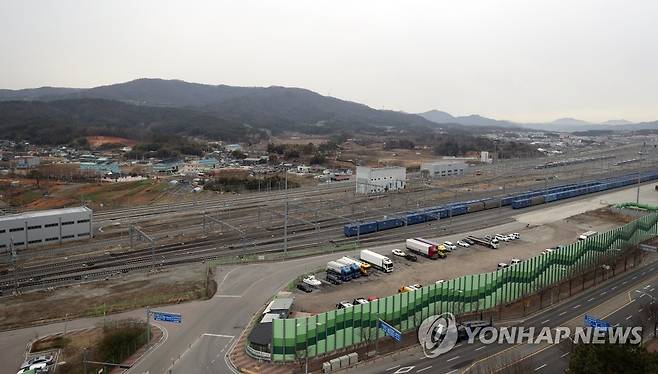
[336, 258, 361, 278]
[360, 250, 393, 273]
[466, 235, 499, 249]
[339, 256, 371, 276]
[327, 261, 352, 281]
[406, 238, 439, 259]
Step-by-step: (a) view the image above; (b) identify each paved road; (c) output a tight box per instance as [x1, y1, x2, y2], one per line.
[521, 273, 658, 373]
[359, 257, 658, 374]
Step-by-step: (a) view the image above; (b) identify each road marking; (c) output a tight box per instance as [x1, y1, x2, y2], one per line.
[587, 298, 595, 302]
[444, 371, 458, 374]
[214, 294, 242, 298]
[541, 319, 550, 324]
[612, 286, 618, 290]
[640, 294, 646, 298]
[633, 276, 638, 279]
[535, 364, 547, 371]
[475, 346, 486, 351]
[561, 352, 570, 358]
[626, 315, 633, 320]
[622, 281, 627, 285]
[601, 291, 607, 295]
[417, 366, 433, 373]
[639, 308, 644, 312]
[573, 304, 581, 309]
[203, 333, 235, 338]
[446, 356, 460, 362]
[386, 365, 401, 371]
[651, 288, 656, 292]
[454, 343, 462, 348]
[393, 367, 414, 374]
[559, 311, 567, 316]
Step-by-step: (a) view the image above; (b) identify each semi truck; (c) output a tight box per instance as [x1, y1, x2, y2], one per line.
[339, 256, 371, 276]
[336, 258, 361, 278]
[406, 238, 439, 259]
[360, 250, 393, 273]
[466, 235, 499, 249]
[327, 261, 352, 281]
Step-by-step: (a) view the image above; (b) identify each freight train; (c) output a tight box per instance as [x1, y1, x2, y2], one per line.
[343, 171, 658, 237]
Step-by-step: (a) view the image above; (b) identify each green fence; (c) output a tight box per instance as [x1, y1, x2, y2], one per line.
[271, 212, 658, 362]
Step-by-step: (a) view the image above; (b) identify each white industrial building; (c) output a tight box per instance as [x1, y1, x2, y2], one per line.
[421, 160, 469, 179]
[0, 207, 93, 252]
[355, 166, 406, 194]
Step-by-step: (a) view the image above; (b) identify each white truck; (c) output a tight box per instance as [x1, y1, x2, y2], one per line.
[578, 231, 597, 241]
[360, 250, 393, 273]
[405, 238, 439, 259]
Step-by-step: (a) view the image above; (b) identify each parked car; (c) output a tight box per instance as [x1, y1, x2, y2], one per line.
[435, 279, 445, 284]
[297, 283, 313, 293]
[512, 233, 520, 239]
[326, 273, 342, 285]
[497, 263, 509, 269]
[495, 234, 509, 242]
[392, 248, 406, 257]
[404, 253, 418, 262]
[510, 258, 522, 266]
[443, 241, 456, 251]
[353, 297, 369, 305]
[464, 238, 475, 245]
[303, 275, 322, 287]
[336, 301, 354, 309]
[367, 296, 379, 302]
[456, 240, 470, 247]
[541, 248, 556, 255]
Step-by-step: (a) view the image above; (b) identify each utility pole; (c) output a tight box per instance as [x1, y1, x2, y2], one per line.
[284, 170, 288, 259]
[637, 170, 641, 204]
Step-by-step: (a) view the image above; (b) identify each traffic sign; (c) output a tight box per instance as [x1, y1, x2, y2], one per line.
[152, 311, 182, 324]
[379, 319, 402, 342]
[584, 314, 610, 329]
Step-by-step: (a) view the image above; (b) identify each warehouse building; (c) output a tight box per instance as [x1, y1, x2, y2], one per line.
[0, 207, 93, 252]
[421, 160, 469, 179]
[355, 166, 406, 194]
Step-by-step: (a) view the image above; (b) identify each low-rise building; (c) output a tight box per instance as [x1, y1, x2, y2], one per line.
[421, 160, 469, 179]
[0, 207, 93, 251]
[355, 166, 406, 194]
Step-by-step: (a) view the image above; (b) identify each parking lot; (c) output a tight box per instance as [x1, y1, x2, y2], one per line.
[291, 208, 629, 314]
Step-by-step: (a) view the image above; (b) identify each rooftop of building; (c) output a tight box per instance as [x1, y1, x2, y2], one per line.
[0, 206, 92, 223]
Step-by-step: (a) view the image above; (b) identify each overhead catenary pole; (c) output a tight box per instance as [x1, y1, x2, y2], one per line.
[284, 170, 288, 259]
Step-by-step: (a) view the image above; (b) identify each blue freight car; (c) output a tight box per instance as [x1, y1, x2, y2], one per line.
[377, 218, 404, 231]
[405, 213, 427, 225]
[512, 199, 531, 209]
[343, 222, 378, 237]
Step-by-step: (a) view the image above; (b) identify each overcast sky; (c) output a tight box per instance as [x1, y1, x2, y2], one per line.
[1, 0, 657, 123]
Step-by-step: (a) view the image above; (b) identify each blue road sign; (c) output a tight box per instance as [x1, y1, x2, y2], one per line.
[152, 311, 182, 324]
[584, 314, 610, 329]
[379, 319, 402, 342]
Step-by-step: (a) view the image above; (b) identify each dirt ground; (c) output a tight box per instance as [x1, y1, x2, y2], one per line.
[86, 136, 139, 148]
[0, 263, 214, 331]
[290, 209, 630, 314]
[0, 178, 174, 211]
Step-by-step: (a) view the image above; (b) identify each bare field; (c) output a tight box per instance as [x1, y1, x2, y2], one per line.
[0, 263, 214, 331]
[290, 209, 627, 315]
